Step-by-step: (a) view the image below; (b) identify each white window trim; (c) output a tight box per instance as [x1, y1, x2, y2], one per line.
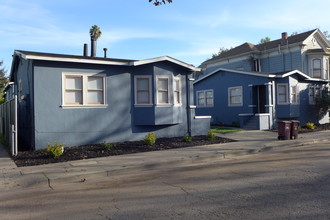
[173, 77, 181, 106]
[196, 89, 214, 107]
[134, 75, 153, 106]
[325, 58, 329, 80]
[312, 58, 322, 78]
[277, 83, 289, 105]
[290, 84, 299, 105]
[156, 75, 170, 106]
[62, 72, 107, 108]
[228, 86, 243, 107]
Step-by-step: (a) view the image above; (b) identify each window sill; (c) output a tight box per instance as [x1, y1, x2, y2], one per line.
[196, 105, 214, 108]
[134, 104, 153, 107]
[61, 104, 108, 109]
[228, 104, 243, 107]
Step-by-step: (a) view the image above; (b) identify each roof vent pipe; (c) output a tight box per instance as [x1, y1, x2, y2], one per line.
[83, 44, 88, 56]
[281, 32, 288, 45]
[91, 39, 96, 57]
[103, 48, 108, 58]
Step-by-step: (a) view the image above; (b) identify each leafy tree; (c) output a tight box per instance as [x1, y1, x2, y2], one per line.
[259, 37, 271, 44]
[316, 92, 330, 118]
[149, 0, 172, 6]
[212, 47, 232, 58]
[0, 61, 8, 104]
[323, 31, 330, 41]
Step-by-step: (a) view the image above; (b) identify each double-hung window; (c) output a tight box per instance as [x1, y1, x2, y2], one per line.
[87, 76, 104, 104]
[228, 86, 243, 106]
[290, 85, 298, 104]
[63, 73, 106, 107]
[157, 77, 169, 105]
[64, 75, 83, 105]
[312, 59, 322, 78]
[173, 77, 181, 105]
[277, 84, 288, 105]
[197, 90, 214, 107]
[135, 75, 152, 105]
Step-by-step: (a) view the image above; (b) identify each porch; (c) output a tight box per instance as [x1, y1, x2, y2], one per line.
[239, 113, 272, 130]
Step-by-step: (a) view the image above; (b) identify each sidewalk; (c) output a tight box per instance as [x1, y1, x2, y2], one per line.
[1, 130, 330, 190]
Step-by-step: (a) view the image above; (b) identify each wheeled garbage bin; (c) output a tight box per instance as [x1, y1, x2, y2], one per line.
[278, 121, 291, 140]
[290, 120, 299, 139]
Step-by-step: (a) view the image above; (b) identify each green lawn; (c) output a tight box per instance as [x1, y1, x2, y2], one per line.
[210, 126, 244, 134]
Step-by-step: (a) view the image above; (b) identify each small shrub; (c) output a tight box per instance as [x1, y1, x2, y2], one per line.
[145, 132, 156, 145]
[182, 134, 192, 142]
[305, 122, 316, 130]
[207, 130, 216, 140]
[102, 142, 113, 150]
[232, 121, 240, 127]
[44, 142, 64, 159]
[0, 133, 8, 146]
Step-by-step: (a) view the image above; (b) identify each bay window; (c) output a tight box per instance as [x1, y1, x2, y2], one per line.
[135, 76, 152, 105]
[277, 83, 288, 105]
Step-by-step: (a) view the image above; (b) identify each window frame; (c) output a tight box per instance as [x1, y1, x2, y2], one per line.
[156, 76, 170, 105]
[87, 76, 105, 105]
[173, 77, 181, 105]
[312, 58, 322, 78]
[290, 84, 299, 105]
[228, 86, 243, 107]
[62, 72, 107, 108]
[196, 89, 214, 107]
[277, 83, 289, 105]
[134, 75, 153, 106]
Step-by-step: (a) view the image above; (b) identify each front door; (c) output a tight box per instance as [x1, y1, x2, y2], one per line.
[253, 85, 266, 114]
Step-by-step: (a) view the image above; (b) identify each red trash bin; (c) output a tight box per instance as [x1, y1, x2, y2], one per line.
[290, 120, 299, 139]
[278, 121, 291, 140]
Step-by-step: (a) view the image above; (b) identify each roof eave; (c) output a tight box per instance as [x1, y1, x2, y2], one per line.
[15, 51, 130, 66]
[194, 67, 274, 84]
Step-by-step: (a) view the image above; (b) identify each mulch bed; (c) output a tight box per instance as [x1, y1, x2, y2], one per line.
[12, 136, 234, 167]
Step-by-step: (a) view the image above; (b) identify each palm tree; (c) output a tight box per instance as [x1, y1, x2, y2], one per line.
[89, 25, 102, 57]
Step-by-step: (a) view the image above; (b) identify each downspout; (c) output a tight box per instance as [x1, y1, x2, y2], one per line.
[186, 73, 192, 136]
[272, 80, 276, 129]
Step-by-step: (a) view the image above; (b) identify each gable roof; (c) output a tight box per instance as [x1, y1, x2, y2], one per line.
[194, 67, 329, 84]
[202, 29, 318, 66]
[13, 50, 200, 71]
[194, 68, 275, 84]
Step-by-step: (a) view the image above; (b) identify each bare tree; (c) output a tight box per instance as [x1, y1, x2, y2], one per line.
[149, 0, 172, 6]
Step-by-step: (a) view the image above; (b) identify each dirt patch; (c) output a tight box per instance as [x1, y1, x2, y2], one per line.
[13, 136, 234, 167]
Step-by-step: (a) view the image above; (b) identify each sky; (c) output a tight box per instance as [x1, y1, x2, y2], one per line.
[1, 0, 330, 74]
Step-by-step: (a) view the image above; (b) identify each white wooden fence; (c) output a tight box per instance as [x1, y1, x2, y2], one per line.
[0, 96, 18, 156]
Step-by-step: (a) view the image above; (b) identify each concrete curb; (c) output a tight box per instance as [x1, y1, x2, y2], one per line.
[2, 131, 330, 190]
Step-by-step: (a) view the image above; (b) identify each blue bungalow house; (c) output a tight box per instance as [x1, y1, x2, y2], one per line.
[7, 50, 210, 150]
[194, 29, 330, 129]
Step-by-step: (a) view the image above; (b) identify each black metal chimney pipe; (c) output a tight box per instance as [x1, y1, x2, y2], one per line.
[83, 44, 88, 56]
[103, 48, 108, 58]
[91, 38, 96, 57]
